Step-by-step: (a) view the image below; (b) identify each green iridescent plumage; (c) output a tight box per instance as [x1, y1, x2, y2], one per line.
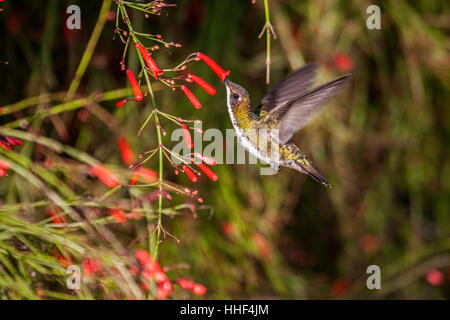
[224, 64, 351, 187]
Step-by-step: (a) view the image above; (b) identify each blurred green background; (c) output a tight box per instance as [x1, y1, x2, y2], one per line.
[0, 0, 449, 299]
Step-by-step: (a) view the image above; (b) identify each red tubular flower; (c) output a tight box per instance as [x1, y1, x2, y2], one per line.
[176, 279, 206, 295]
[137, 168, 159, 182]
[126, 69, 143, 101]
[176, 278, 194, 290]
[135, 249, 168, 283]
[117, 136, 135, 165]
[135, 250, 155, 270]
[197, 163, 218, 181]
[115, 99, 127, 108]
[53, 250, 73, 268]
[49, 212, 62, 224]
[91, 164, 119, 188]
[83, 258, 102, 276]
[333, 53, 353, 72]
[157, 280, 173, 300]
[192, 283, 207, 295]
[0, 159, 10, 170]
[12, 138, 24, 146]
[109, 208, 127, 223]
[135, 43, 163, 79]
[196, 52, 230, 82]
[0, 169, 7, 177]
[180, 85, 201, 109]
[426, 269, 444, 286]
[5, 137, 23, 146]
[0, 136, 21, 150]
[183, 165, 197, 182]
[130, 168, 159, 185]
[130, 170, 138, 185]
[0, 141, 11, 150]
[187, 74, 216, 95]
[181, 123, 193, 149]
[48, 209, 68, 227]
[194, 153, 216, 166]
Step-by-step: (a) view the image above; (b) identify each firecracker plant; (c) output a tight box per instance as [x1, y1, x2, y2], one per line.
[0, 0, 228, 299]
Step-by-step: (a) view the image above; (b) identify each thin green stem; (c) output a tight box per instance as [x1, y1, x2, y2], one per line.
[262, 0, 275, 84]
[119, 3, 164, 262]
[3, 87, 136, 128]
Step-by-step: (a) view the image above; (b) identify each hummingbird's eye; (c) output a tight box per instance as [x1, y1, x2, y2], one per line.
[233, 93, 240, 100]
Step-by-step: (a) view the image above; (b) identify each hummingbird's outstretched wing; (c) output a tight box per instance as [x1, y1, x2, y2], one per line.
[265, 74, 351, 144]
[258, 63, 317, 114]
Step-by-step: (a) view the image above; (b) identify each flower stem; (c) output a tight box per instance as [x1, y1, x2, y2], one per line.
[119, 3, 164, 261]
[263, 0, 273, 84]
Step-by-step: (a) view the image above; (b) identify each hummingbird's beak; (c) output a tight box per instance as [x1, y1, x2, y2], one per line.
[224, 78, 230, 87]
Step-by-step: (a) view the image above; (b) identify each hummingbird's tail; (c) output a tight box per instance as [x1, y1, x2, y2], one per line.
[281, 142, 331, 187]
[293, 160, 331, 188]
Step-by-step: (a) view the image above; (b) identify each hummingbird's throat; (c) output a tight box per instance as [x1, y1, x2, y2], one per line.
[225, 87, 252, 130]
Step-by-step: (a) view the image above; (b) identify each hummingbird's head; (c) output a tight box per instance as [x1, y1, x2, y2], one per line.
[224, 78, 250, 110]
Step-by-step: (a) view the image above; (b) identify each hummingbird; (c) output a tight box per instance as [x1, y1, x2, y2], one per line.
[224, 64, 351, 187]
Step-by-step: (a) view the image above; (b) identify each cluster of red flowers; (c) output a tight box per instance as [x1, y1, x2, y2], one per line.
[116, 135, 159, 186]
[119, 49, 228, 111]
[116, 44, 225, 191]
[135, 249, 206, 299]
[178, 52, 229, 108]
[176, 123, 218, 182]
[89, 135, 159, 189]
[115, 37, 227, 186]
[181, 155, 218, 183]
[0, 135, 23, 151]
[176, 278, 207, 295]
[110, 5, 222, 299]
[135, 249, 172, 299]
